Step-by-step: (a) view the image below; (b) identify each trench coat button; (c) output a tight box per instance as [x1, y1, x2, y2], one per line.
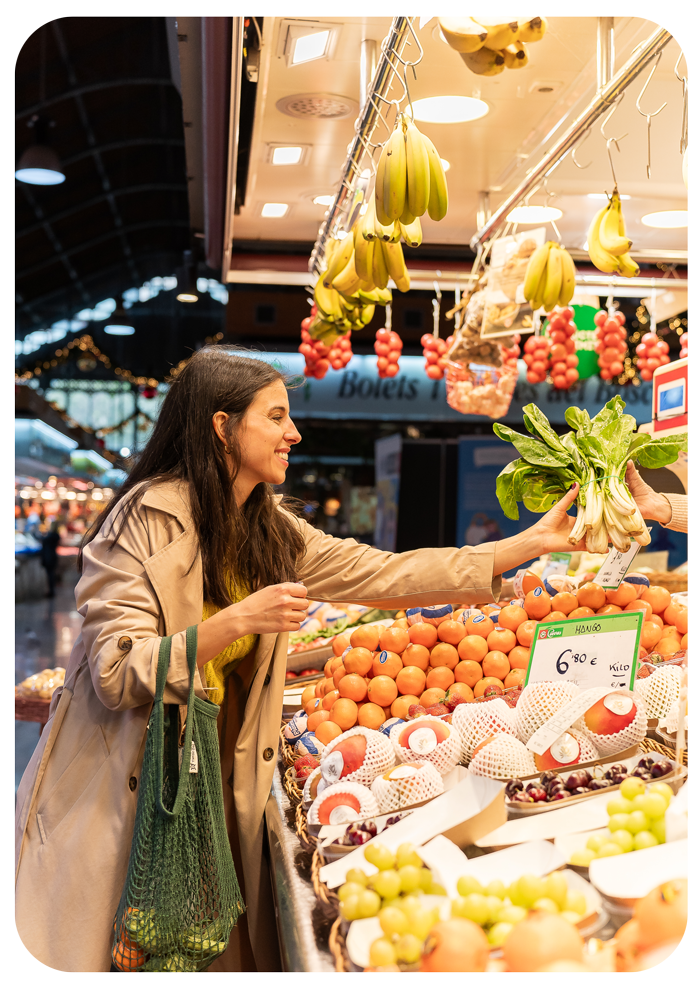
[128, 776, 138, 791]
[263, 747, 275, 762]
[118, 636, 133, 652]
[263, 673, 271, 686]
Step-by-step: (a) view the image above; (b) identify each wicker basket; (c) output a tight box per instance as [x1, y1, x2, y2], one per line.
[328, 917, 353, 972]
[311, 849, 341, 920]
[295, 801, 317, 854]
[283, 766, 304, 804]
[640, 571, 687, 594]
[279, 725, 296, 769]
[638, 736, 688, 769]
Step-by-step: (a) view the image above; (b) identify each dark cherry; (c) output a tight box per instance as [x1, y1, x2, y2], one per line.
[511, 791, 532, 803]
[359, 821, 377, 835]
[540, 770, 559, 786]
[565, 771, 587, 790]
[588, 778, 610, 791]
[651, 758, 673, 778]
[527, 786, 548, 802]
[550, 790, 572, 801]
[577, 769, 592, 787]
[572, 786, 590, 795]
[546, 778, 565, 797]
[385, 815, 403, 826]
[505, 779, 525, 799]
[608, 763, 628, 775]
[611, 772, 627, 784]
[347, 830, 371, 846]
[634, 757, 652, 770]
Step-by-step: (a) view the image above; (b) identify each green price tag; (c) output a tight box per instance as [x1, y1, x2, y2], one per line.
[524, 611, 643, 691]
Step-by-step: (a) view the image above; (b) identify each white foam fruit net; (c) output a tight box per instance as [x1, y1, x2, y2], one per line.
[658, 696, 687, 735]
[452, 698, 518, 763]
[302, 768, 327, 808]
[535, 729, 599, 768]
[308, 781, 380, 826]
[514, 680, 581, 743]
[319, 725, 396, 787]
[389, 716, 462, 774]
[467, 732, 535, 779]
[636, 668, 682, 720]
[579, 689, 648, 754]
[371, 760, 444, 814]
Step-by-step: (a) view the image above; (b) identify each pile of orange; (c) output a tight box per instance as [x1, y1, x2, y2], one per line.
[299, 581, 684, 744]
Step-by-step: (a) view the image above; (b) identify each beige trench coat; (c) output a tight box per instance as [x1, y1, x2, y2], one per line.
[15, 480, 502, 972]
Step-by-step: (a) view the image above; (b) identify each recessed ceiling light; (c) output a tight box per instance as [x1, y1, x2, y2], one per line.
[313, 194, 334, 206]
[440, 158, 451, 172]
[271, 146, 304, 165]
[261, 203, 289, 218]
[292, 29, 331, 64]
[641, 210, 687, 229]
[411, 95, 489, 124]
[587, 192, 630, 200]
[506, 205, 563, 224]
[104, 324, 135, 335]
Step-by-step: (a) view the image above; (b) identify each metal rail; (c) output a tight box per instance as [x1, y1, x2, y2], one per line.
[308, 17, 413, 276]
[470, 25, 672, 249]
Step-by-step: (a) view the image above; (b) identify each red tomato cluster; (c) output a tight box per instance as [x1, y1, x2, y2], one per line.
[522, 333, 552, 383]
[374, 328, 403, 378]
[421, 334, 452, 380]
[545, 307, 579, 390]
[680, 331, 688, 359]
[328, 334, 354, 371]
[635, 331, 671, 381]
[594, 309, 629, 380]
[502, 333, 521, 371]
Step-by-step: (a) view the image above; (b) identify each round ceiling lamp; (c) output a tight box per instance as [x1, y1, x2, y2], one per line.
[641, 210, 687, 229]
[176, 250, 199, 303]
[104, 300, 135, 335]
[410, 95, 489, 124]
[15, 114, 65, 186]
[506, 205, 563, 224]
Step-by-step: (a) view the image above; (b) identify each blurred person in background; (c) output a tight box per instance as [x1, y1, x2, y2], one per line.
[40, 519, 62, 597]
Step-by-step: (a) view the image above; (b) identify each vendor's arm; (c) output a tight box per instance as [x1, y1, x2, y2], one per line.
[625, 461, 687, 533]
[289, 484, 583, 608]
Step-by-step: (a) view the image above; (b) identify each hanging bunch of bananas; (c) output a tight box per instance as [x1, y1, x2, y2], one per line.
[438, 17, 547, 77]
[587, 187, 640, 278]
[374, 112, 448, 226]
[523, 241, 578, 312]
[309, 224, 394, 342]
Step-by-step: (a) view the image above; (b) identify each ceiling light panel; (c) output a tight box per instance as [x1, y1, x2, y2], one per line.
[276, 19, 341, 68]
[268, 145, 308, 165]
[411, 95, 489, 124]
[641, 210, 687, 229]
[506, 205, 563, 223]
[261, 203, 289, 218]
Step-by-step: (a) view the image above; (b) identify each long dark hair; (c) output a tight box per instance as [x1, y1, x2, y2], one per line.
[80, 347, 306, 606]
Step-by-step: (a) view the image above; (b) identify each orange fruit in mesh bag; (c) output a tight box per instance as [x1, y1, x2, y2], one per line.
[113, 939, 146, 971]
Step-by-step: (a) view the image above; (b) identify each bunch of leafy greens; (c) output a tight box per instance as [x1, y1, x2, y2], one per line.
[493, 398, 687, 553]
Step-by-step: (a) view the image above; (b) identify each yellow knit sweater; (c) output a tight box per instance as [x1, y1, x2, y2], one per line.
[201, 580, 258, 705]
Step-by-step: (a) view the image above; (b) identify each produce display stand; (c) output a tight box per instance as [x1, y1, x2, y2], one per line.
[15, 695, 50, 733]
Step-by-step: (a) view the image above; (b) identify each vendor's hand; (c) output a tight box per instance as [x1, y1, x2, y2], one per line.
[228, 582, 310, 635]
[535, 483, 587, 554]
[625, 461, 672, 524]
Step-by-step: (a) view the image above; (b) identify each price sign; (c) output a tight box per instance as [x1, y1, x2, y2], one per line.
[524, 611, 643, 691]
[596, 541, 642, 590]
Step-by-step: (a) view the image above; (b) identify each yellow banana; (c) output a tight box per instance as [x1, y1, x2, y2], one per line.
[543, 244, 563, 312]
[438, 17, 487, 52]
[472, 20, 519, 50]
[371, 236, 390, 289]
[558, 247, 577, 306]
[423, 135, 448, 221]
[531, 262, 549, 311]
[517, 16, 547, 43]
[523, 243, 551, 303]
[332, 253, 362, 297]
[374, 206, 399, 242]
[399, 202, 416, 225]
[360, 198, 377, 241]
[599, 190, 632, 256]
[324, 237, 339, 268]
[503, 40, 529, 69]
[587, 206, 620, 274]
[360, 304, 375, 325]
[460, 47, 506, 76]
[323, 234, 355, 287]
[617, 252, 640, 278]
[405, 118, 430, 218]
[354, 230, 375, 284]
[374, 287, 393, 306]
[400, 216, 422, 247]
[381, 240, 410, 293]
[314, 273, 343, 320]
[374, 142, 394, 226]
[381, 118, 407, 222]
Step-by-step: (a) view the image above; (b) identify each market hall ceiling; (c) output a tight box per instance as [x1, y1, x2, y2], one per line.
[15, 17, 191, 336]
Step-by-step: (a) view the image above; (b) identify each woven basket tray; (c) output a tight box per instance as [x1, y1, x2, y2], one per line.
[328, 917, 353, 972]
[640, 571, 687, 594]
[278, 725, 296, 769]
[295, 801, 317, 854]
[311, 848, 341, 920]
[638, 735, 688, 769]
[283, 766, 304, 804]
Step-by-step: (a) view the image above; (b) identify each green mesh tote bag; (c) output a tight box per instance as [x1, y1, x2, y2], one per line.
[111, 625, 244, 971]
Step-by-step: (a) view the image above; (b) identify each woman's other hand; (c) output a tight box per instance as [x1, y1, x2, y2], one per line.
[230, 582, 310, 635]
[535, 483, 587, 553]
[625, 461, 672, 524]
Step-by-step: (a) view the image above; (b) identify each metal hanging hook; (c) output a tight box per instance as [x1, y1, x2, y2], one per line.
[635, 53, 668, 179]
[674, 52, 688, 155]
[571, 127, 593, 169]
[600, 95, 628, 187]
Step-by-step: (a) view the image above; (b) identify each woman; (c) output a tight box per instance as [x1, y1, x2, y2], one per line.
[16, 348, 584, 973]
[625, 461, 687, 533]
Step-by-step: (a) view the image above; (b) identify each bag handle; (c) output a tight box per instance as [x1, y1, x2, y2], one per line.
[153, 625, 199, 819]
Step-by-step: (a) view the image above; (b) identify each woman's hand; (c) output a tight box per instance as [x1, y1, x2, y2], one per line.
[492, 484, 584, 577]
[625, 461, 672, 524]
[228, 582, 310, 635]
